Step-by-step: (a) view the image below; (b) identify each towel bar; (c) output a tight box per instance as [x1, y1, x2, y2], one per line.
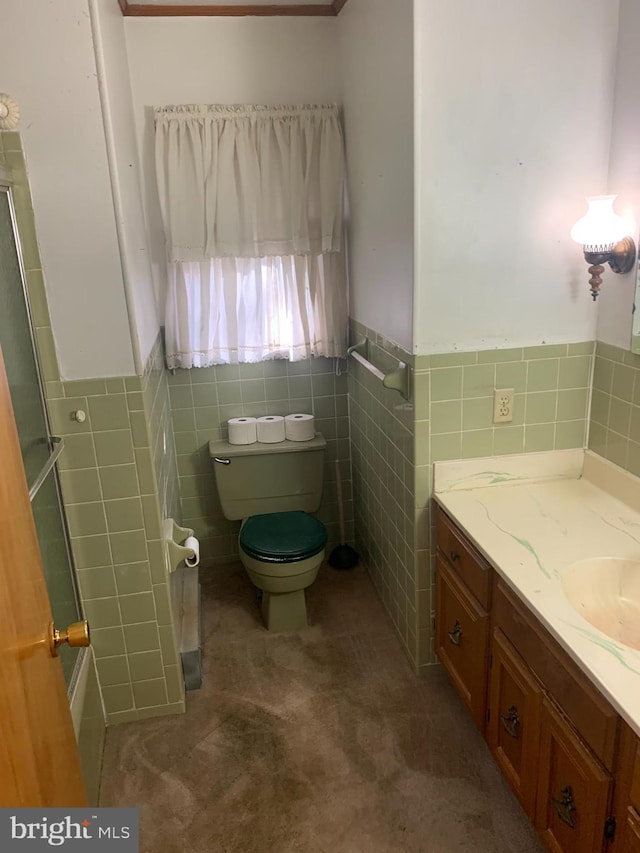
[347, 339, 411, 401]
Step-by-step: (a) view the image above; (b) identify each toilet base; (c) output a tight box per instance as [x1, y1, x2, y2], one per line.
[239, 545, 324, 632]
[261, 588, 308, 632]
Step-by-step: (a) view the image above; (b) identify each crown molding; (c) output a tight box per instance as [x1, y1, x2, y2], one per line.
[118, 1, 349, 15]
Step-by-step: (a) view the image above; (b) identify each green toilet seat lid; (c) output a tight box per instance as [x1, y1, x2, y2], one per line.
[240, 511, 327, 563]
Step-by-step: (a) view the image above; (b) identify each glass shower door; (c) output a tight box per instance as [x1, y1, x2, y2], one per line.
[0, 184, 82, 688]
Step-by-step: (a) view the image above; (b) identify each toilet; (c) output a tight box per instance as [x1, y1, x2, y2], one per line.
[209, 433, 327, 631]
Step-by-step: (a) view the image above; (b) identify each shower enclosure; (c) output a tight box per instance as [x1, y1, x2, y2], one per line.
[0, 174, 83, 689]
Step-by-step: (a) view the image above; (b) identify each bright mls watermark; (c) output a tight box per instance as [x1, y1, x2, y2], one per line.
[0, 809, 138, 851]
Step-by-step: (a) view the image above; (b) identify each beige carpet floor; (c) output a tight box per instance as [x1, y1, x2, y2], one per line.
[100, 562, 544, 853]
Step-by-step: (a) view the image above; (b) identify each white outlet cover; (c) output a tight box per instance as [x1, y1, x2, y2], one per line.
[493, 388, 514, 423]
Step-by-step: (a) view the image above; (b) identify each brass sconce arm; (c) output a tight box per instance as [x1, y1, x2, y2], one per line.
[583, 236, 636, 301]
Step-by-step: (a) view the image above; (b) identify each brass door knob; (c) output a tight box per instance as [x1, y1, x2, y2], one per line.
[49, 620, 90, 657]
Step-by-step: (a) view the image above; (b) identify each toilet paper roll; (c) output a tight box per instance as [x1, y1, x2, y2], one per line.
[256, 415, 286, 443]
[285, 413, 315, 442]
[184, 535, 200, 568]
[228, 417, 257, 445]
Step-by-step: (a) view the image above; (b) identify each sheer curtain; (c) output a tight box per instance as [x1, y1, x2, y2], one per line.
[154, 103, 347, 368]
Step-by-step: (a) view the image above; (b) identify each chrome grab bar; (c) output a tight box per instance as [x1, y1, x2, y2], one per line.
[29, 436, 64, 502]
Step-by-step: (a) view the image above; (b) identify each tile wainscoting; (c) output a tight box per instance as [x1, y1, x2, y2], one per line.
[48, 339, 185, 725]
[415, 340, 593, 670]
[348, 318, 595, 674]
[348, 321, 417, 668]
[167, 356, 354, 567]
[589, 341, 640, 474]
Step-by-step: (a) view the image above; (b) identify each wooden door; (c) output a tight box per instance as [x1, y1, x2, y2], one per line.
[0, 346, 87, 806]
[435, 556, 490, 732]
[487, 627, 542, 819]
[536, 697, 612, 853]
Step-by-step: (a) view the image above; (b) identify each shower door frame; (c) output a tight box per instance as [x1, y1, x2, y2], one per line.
[0, 166, 86, 697]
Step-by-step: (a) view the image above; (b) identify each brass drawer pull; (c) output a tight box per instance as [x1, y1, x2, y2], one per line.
[552, 786, 576, 829]
[499, 705, 520, 738]
[449, 550, 460, 562]
[448, 620, 463, 645]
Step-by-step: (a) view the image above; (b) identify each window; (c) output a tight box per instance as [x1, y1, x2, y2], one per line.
[155, 103, 348, 368]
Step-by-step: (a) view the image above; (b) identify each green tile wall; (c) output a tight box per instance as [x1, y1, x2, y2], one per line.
[588, 342, 640, 473]
[52, 352, 185, 724]
[142, 334, 181, 526]
[168, 357, 354, 566]
[415, 341, 594, 671]
[348, 317, 595, 675]
[2, 132, 184, 725]
[77, 652, 106, 805]
[348, 320, 418, 668]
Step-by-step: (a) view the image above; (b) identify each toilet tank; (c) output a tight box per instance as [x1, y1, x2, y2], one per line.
[209, 434, 326, 520]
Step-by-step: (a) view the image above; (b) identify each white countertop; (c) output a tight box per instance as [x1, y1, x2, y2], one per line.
[433, 449, 640, 738]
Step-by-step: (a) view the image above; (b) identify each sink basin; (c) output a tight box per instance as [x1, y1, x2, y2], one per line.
[561, 557, 640, 650]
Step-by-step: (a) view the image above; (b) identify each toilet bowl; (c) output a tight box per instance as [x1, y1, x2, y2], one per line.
[210, 434, 327, 631]
[239, 511, 327, 631]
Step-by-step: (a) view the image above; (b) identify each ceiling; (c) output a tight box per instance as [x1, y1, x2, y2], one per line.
[119, 0, 348, 15]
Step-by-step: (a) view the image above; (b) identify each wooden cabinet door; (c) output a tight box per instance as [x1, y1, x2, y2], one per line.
[536, 697, 613, 853]
[621, 807, 640, 852]
[435, 555, 489, 732]
[605, 722, 638, 853]
[487, 628, 542, 819]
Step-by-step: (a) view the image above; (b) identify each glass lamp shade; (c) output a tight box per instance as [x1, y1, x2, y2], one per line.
[571, 195, 634, 253]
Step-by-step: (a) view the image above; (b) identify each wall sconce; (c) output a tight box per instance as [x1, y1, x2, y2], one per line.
[571, 195, 636, 301]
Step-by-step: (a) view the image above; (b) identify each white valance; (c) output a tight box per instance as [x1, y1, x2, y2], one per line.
[154, 103, 345, 261]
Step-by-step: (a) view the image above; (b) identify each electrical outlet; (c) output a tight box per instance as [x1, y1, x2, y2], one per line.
[493, 388, 514, 423]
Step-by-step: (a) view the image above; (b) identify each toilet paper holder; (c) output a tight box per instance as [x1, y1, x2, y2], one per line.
[164, 518, 197, 574]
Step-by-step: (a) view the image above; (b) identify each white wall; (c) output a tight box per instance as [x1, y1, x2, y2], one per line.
[414, 0, 619, 354]
[338, 0, 414, 352]
[598, 0, 640, 349]
[124, 16, 342, 309]
[90, 0, 160, 369]
[0, 0, 136, 379]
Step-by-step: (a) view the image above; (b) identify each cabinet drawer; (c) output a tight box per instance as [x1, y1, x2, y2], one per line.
[487, 628, 542, 819]
[494, 581, 619, 771]
[436, 555, 490, 732]
[536, 697, 613, 853]
[436, 506, 492, 609]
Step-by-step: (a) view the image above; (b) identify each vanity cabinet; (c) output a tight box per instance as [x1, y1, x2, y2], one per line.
[536, 697, 613, 853]
[625, 744, 640, 851]
[435, 556, 489, 731]
[436, 507, 492, 609]
[493, 581, 619, 773]
[610, 725, 640, 853]
[435, 510, 492, 732]
[435, 506, 623, 853]
[486, 627, 542, 819]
